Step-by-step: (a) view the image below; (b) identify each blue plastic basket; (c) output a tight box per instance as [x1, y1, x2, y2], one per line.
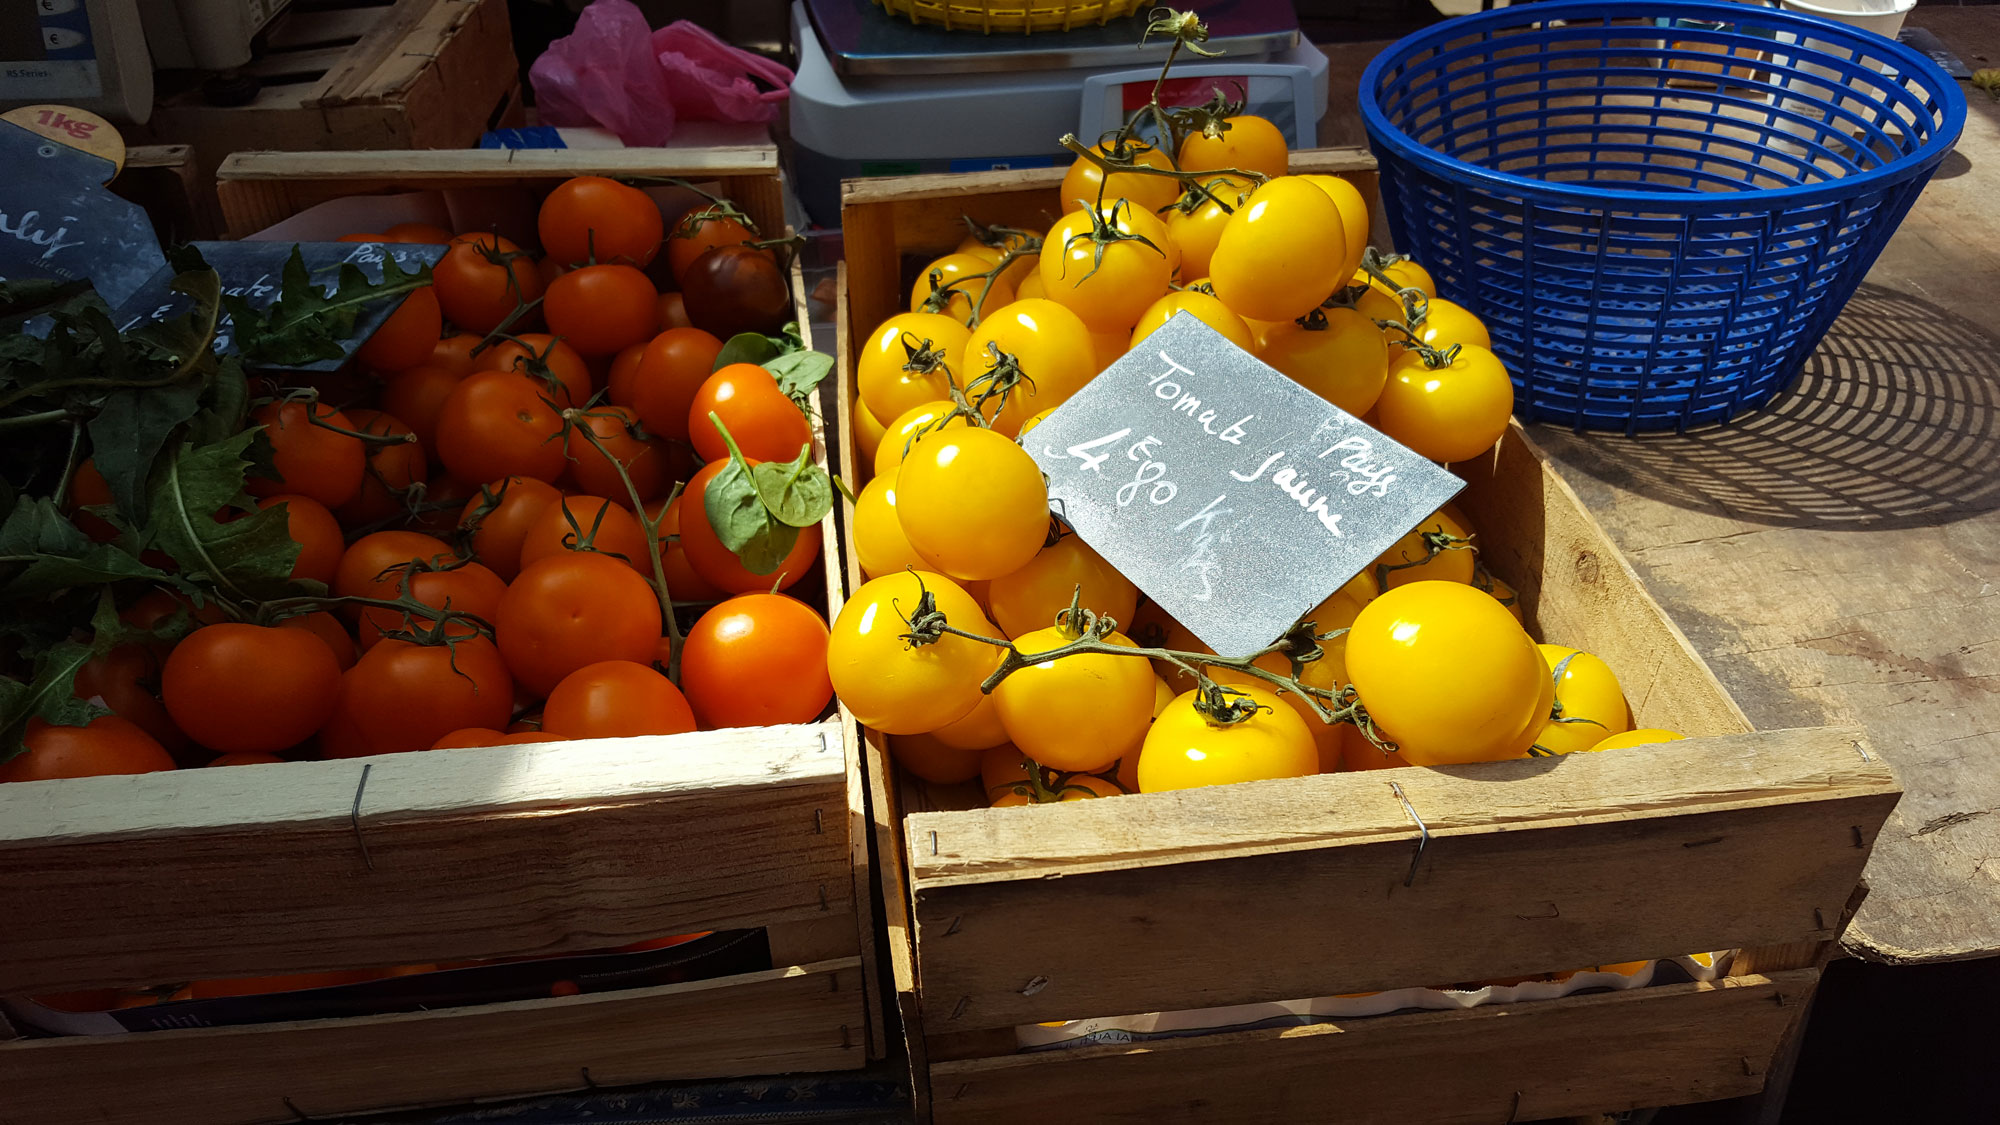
[1359, 0, 1965, 432]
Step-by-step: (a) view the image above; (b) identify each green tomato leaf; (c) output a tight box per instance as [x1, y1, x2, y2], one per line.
[704, 452, 799, 576]
[87, 381, 206, 522]
[147, 431, 302, 603]
[765, 348, 833, 408]
[749, 443, 834, 529]
[0, 496, 174, 599]
[0, 639, 108, 762]
[225, 247, 430, 368]
[187, 355, 251, 448]
[712, 331, 782, 372]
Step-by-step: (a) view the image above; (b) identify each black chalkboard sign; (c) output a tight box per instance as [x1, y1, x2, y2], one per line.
[110, 240, 447, 372]
[1027, 313, 1466, 657]
[0, 119, 167, 310]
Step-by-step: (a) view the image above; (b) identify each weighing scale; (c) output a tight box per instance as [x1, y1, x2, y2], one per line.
[788, 0, 1328, 227]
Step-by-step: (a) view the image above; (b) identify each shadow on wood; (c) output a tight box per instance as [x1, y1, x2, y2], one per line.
[1532, 283, 2000, 531]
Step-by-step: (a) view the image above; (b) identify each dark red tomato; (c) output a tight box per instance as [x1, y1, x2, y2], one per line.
[539, 176, 664, 269]
[543, 264, 661, 358]
[0, 716, 176, 783]
[565, 405, 674, 503]
[323, 635, 514, 757]
[680, 594, 833, 728]
[678, 457, 820, 595]
[72, 644, 190, 754]
[475, 333, 591, 408]
[667, 211, 763, 284]
[409, 474, 476, 535]
[256, 494, 344, 585]
[355, 285, 441, 374]
[541, 659, 695, 739]
[67, 457, 120, 543]
[380, 364, 465, 453]
[161, 623, 342, 753]
[335, 409, 429, 529]
[626, 327, 724, 443]
[246, 401, 367, 510]
[657, 291, 692, 331]
[680, 245, 792, 340]
[687, 363, 812, 464]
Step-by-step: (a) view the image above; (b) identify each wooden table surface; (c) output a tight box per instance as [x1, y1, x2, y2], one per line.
[1511, 6, 2000, 964]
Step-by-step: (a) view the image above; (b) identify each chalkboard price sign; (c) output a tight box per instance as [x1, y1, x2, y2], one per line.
[1027, 313, 1466, 658]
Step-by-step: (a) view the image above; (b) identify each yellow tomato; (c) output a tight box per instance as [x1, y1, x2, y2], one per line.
[1387, 297, 1492, 364]
[1336, 722, 1406, 772]
[1038, 202, 1173, 333]
[895, 427, 1049, 582]
[1052, 773, 1123, 801]
[956, 228, 1039, 290]
[1258, 306, 1389, 416]
[1535, 644, 1633, 755]
[1179, 115, 1288, 179]
[1345, 580, 1547, 765]
[911, 252, 1016, 325]
[1476, 570, 1523, 624]
[1138, 685, 1319, 792]
[1375, 344, 1515, 465]
[1378, 258, 1436, 297]
[987, 535, 1139, 640]
[852, 398, 889, 465]
[888, 731, 982, 784]
[980, 742, 1036, 801]
[874, 399, 971, 480]
[852, 474, 926, 580]
[1210, 177, 1346, 323]
[1129, 289, 1255, 354]
[1372, 506, 1476, 589]
[993, 627, 1155, 773]
[1057, 138, 1179, 214]
[857, 312, 972, 423]
[1166, 176, 1254, 281]
[1106, 674, 1173, 792]
[1355, 275, 1408, 323]
[932, 692, 1010, 751]
[962, 297, 1099, 437]
[1088, 327, 1129, 374]
[1299, 173, 1370, 283]
[1015, 269, 1046, 300]
[829, 571, 1000, 735]
[1017, 407, 1055, 437]
[1586, 728, 1686, 753]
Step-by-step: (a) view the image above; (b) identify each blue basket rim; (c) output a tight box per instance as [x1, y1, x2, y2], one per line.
[1358, 0, 1967, 213]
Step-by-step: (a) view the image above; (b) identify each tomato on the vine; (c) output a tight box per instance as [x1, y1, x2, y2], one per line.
[0, 716, 175, 783]
[1374, 344, 1515, 465]
[857, 312, 971, 424]
[518, 495, 651, 575]
[1298, 174, 1370, 283]
[1586, 728, 1685, 753]
[961, 297, 1097, 437]
[332, 530, 458, 607]
[1038, 202, 1173, 333]
[873, 399, 972, 480]
[539, 176, 664, 269]
[682, 245, 792, 340]
[434, 233, 544, 335]
[993, 627, 1154, 773]
[543, 263, 661, 357]
[380, 364, 465, 454]
[1129, 289, 1255, 353]
[932, 692, 1009, 751]
[911, 252, 1016, 326]
[355, 560, 505, 649]
[895, 427, 1048, 582]
[625, 326, 725, 442]
[323, 636, 514, 757]
[258, 493, 343, 585]
[162, 624, 343, 753]
[1259, 307, 1389, 416]
[543, 660, 696, 739]
[279, 610, 358, 671]
[495, 551, 663, 696]
[334, 409, 428, 529]
[955, 227, 1040, 290]
[1372, 506, 1476, 589]
[475, 333, 591, 408]
[459, 476, 560, 580]
[851, 475, 926, 580]
[987, 535, 1138, 641]
[688, 363, 812, 465]
[1179, 114, 1289, 179]
[1536, 645, 1632, 755]
[645, 493, 727, 603]
[1209, 177, 1347, 324]
[1137, 685, 1318, 792]
[247, 400, 367, 510]
[680, 593, 834, 728]
[356, 286, 441, 374]
[668, 210, 764, 283]
[889, 732, 984, 785]
[1165, 176, 1254, 282]
[1388, 297, 1493, 363]
[566, 405, 673, 503]
[827, 571, 999, 735]
[657, 291, 693, 331]
[434, 371, 568, 484]
[678, 457, 822, 594]
[1057, 138, 1179, 214]
[72, 645, 189, 755]
[430, 332, 481, 376]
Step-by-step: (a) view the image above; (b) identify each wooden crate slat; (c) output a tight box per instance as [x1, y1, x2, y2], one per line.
[924, 970, 1815, 1125]
[0, 959, 866, 1125]
[0, 723, 852, 994]
[905, 726, 1890, 1032]
[264, 7, 384, 52]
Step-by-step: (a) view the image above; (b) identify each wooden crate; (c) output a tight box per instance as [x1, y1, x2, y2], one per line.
[0, 154, 878, 1125]
[140, 0, 523, 185]
[833, 157, 1903, 1123]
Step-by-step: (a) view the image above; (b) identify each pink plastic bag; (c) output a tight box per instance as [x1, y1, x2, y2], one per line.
[651, 21, 792, 126]
[529, 0, 793, 145]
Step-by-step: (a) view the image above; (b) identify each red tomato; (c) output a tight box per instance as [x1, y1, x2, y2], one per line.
[379, 365, 464, 454]
[334, 409, 429, 529]
[324, 636, 514, 757]
[647, 494, 726, 603]
[278, 610, 358, 671]
[539, 176, 664, 268]
[384, 222, 455, 244]
[71, 645, 189, 755]
[0, 716, 175, 782]
[667, 211, 763, 283]
[355, 560, 506, 649]
[355, 286, 441, 373]
[209, 752, 286, 766]
[542, 660, 696, 739]
[257, 494, 343, 585]
[430, 728, 562, 749]
[332, 530, 458, 607]
[494, 552, 663, 696]
[517, 495, 651, 574]
[66, 457, 119, 542]
[565, 405, 674, 503]
[625, 327, 724, 441]
[544, 264, 661, 358]
[657, 291, 692, 331]
[680, 245, 792, 340]
[459, 476, 562, 580]
[680, 594, 833, 728]
[246, 401, 366, 509]
[434, 371, 568, 485]
[434, 233, 544, 334]
[475, 333, 591, 407]
[430, 332, 481, 376]
[161, 624, 343, 753]
[606, 342, 648, 407]
[678, 458, 821, 594]
[688, 363, 812, 464]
